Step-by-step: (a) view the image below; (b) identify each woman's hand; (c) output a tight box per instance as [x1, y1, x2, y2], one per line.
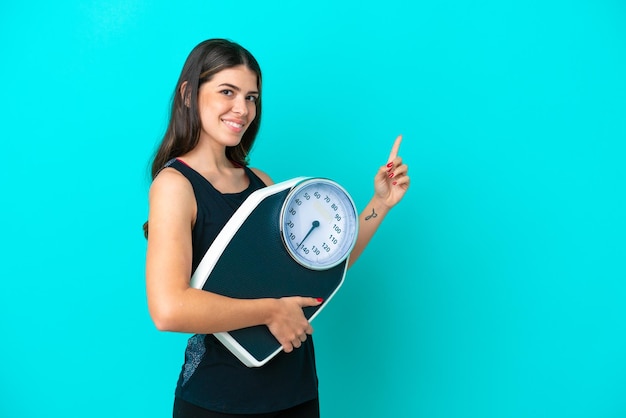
[373, 135, 410, 209]
[265, 296, 322, 353]
[347, 135, 411, 267]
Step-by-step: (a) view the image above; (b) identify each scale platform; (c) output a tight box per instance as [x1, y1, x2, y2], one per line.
[190, 178, 348, 367]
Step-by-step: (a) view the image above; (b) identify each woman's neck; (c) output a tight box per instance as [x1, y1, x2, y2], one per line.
[180, 140, 232, 171]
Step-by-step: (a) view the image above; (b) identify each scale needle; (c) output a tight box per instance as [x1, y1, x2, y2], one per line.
[297, 220, 320, 250]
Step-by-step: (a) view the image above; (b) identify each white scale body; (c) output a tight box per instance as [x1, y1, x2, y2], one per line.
[190, 177, 358, 367]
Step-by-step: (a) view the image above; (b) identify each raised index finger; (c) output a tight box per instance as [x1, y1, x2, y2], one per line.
[388, 134, 403, 162]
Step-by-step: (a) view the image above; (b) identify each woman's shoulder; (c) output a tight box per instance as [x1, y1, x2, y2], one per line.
[150, 166, 194, 201]
[249, 167, 274, 186]
[148, 166, 197, 227]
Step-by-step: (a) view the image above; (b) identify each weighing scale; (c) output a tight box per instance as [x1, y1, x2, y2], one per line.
[190, 177, 358, 367]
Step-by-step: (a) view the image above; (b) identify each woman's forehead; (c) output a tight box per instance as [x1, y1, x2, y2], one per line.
[209, 66, 258, 87]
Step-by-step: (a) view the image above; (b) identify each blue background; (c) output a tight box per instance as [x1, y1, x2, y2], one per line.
[1, 1, 625, 417]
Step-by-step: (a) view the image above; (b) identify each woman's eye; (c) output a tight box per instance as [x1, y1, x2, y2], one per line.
[246, 95, 258, 103]
[220, 89, 233, 96]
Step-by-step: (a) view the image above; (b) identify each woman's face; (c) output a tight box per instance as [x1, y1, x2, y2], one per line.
[196, 65, 259, 149]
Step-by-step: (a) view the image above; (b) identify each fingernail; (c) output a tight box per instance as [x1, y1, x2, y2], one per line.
[388, 172, 395, 178]
[316, 298, 324, 303]
[392, 181, 397, 185]
[386, 162, 393, 168]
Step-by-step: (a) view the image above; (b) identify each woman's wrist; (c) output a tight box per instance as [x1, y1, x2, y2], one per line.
[368, 195, 393, 216]
[259, 298, 278, 327]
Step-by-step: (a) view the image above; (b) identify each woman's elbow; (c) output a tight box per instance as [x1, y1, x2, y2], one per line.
[148, 300, 180, 332]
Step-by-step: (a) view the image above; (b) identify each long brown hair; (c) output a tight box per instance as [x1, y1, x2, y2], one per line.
[143, 39, 263, 237]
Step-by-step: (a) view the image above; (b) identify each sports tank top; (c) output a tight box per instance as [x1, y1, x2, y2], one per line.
[165, 159, 319, 414]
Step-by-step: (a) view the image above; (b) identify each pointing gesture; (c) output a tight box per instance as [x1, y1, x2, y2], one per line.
[388, 133, 403, 162]
[348, 134, 411, 267]
[374, 134, 410, 209]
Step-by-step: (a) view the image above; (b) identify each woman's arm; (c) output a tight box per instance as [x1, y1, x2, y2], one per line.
[348, 135, 410, 268]
[145, 168, 320, 352]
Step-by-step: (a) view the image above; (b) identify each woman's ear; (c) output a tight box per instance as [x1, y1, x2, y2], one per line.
[180, 81, 190, 107]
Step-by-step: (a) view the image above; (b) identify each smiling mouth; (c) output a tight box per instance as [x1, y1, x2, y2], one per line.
[223, 120, 244, 129]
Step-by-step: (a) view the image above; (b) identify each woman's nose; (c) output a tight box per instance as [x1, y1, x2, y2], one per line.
[232, 96, 249, 116]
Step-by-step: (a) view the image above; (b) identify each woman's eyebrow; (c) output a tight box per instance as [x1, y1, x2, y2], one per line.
[218, 83, 259, 95]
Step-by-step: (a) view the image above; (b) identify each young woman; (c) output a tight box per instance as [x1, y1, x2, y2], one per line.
[145, 39, 410, 418]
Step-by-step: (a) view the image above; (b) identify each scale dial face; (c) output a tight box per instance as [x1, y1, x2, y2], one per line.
[280, 178, 358, 270]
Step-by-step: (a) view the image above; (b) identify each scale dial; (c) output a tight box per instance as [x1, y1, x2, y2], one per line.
[280, 178, 358, 270]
